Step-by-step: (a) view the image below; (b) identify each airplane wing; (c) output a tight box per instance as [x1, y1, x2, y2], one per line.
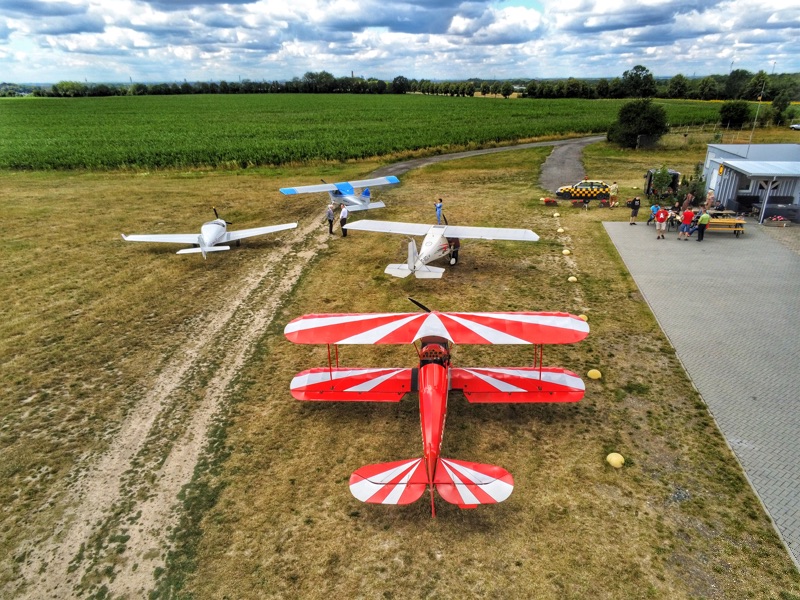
[450, 367, 585, 403]
[224, 222, 297, 242]
[279, 176, 399, 196]
[289, 367, 413, 401]
[343, 220, 432, 236]
[442, 225, 539, 242]
[284, 311, 589, 345]
[121, 233, 199, 245]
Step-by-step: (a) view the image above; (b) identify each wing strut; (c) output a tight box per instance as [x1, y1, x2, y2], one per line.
[532, 343, 544, 378]
[325, 344, 341, 379]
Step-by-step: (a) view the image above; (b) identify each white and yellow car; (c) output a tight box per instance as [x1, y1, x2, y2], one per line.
[555, 180, 611, 200]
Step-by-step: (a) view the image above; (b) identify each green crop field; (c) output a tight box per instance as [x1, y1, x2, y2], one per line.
[0, 94, 723, 170]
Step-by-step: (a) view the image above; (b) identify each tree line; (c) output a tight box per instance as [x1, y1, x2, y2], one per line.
[3, 65, 798, 105]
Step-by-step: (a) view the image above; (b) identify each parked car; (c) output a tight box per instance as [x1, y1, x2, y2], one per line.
[555, 180, 610, 200]
[790, 123, 800, 130]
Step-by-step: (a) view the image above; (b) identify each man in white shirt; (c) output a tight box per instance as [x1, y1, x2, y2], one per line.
[339, 204, 349, 237]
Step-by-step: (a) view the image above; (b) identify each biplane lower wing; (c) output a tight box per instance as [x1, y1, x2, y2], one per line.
[450, 367, 585, 403]
[434, 458, 514, 507]
[290, 367, 414, 401]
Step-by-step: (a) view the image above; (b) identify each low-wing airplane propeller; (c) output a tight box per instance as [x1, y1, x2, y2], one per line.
[343, 219, 539, 278]
[279, 176, 400, 212]
[121, 209, 297, 259]
[284, 302, 589, 516]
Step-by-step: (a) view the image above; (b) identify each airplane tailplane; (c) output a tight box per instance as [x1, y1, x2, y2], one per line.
[349, 458, 428, 505]
[385, 264, 414, 278]
[176, 246, 230, 255]
[360, 188, 371, 199]
[434, 458, 514, 508]
[414, 266, 445, 279]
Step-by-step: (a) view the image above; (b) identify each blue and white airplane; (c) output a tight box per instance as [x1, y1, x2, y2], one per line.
[279, 176, 399, 211]
[121, 208, 297, 259]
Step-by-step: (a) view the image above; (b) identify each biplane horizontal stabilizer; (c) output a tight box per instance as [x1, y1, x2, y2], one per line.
[434, 458, 514, 507]
[349, 458, 428, 505]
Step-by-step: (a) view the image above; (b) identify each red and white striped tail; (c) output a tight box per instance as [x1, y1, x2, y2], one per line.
[349, 459, 428, 505]
[348, 457, 514, 512]
[434, 458, 514, 508]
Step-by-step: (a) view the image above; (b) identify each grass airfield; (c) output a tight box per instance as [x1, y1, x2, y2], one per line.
[2, 135, 800, 599]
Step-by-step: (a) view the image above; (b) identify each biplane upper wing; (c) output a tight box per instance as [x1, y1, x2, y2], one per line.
[284, 311, 589, 345]
[450, 367, 585, 403]
[290, 367, 413, 402]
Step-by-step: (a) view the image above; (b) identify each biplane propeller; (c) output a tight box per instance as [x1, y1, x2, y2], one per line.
[284, 300, 589, 516]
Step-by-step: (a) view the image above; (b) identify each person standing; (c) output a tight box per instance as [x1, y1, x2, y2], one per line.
[705, 189, 715, 210]
[654, 205, 669, 239]
[325, 203, 334, 234]
[696, 208, 711, 241]
[678, 207, 694, 240]
[434, 198, 443, 224]
[609, 182, 619, 208]
[339, 204, 349, 237]
[629, 196, 641, 225]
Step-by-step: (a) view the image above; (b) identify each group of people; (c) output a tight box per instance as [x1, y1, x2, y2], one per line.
[325, 203, 349, 236]
[643, 201, 712, 241]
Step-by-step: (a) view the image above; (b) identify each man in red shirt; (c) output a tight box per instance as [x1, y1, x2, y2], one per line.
[654, 206, 669, 239]
[678, 208, 694, 240]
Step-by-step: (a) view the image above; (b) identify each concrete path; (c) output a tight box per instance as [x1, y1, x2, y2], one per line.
[604, 219, 800, 568]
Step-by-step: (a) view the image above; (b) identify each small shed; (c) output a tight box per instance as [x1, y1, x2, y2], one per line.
[702, 144, 800, 221]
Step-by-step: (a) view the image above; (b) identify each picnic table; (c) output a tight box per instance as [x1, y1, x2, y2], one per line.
[705, 218, 745, 237]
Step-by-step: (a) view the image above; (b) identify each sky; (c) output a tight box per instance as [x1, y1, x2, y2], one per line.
[0, 0, 799, 84]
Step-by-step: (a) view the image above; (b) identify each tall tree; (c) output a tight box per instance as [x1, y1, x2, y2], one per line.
[622, 65, 657, 97]
[607, 98, 669, 149]
[667, 74, 689, 99]
[697, 77, 719, 100]
[724, 68, 752, 99]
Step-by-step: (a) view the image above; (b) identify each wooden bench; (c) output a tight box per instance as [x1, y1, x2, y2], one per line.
[705, 218, 745, 237]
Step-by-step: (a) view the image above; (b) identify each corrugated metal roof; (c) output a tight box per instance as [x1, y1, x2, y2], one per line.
[723, 160, 800, 177]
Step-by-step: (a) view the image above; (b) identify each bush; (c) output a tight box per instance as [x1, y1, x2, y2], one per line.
[719, 100, 751, 128]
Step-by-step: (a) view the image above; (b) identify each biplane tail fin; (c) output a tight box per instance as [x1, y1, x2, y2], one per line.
[349, 458, 428, 505]
[434, 458, 514, 508]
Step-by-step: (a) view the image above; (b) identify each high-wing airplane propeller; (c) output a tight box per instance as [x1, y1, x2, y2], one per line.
[121, 208, 297, 259]
[279, 176, 400, 212]
[284, 303, 589, 516]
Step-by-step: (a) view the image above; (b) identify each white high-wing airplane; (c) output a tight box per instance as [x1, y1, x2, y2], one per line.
[121, 208, 297, 259]
[279, 176, 399, 212]
[343, 220, 539, 278]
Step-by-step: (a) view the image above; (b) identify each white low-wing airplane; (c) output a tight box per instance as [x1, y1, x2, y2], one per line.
[279, 176, 399, 212]
[121, 208, 297, 259]
[343, 220, 539, 278]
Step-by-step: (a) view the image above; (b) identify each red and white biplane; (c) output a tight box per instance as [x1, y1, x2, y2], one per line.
[284, 302, 589, 516]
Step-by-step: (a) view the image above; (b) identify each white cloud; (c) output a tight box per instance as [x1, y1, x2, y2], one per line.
[0, 0, 797, 82]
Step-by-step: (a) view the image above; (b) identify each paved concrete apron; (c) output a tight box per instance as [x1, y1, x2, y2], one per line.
[604, 220, 800, 568]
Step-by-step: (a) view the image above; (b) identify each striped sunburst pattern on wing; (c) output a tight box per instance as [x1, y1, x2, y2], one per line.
[284, 311, 589, 345]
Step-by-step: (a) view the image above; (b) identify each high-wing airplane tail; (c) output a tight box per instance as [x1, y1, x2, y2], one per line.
[346, 201, 386, 212]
